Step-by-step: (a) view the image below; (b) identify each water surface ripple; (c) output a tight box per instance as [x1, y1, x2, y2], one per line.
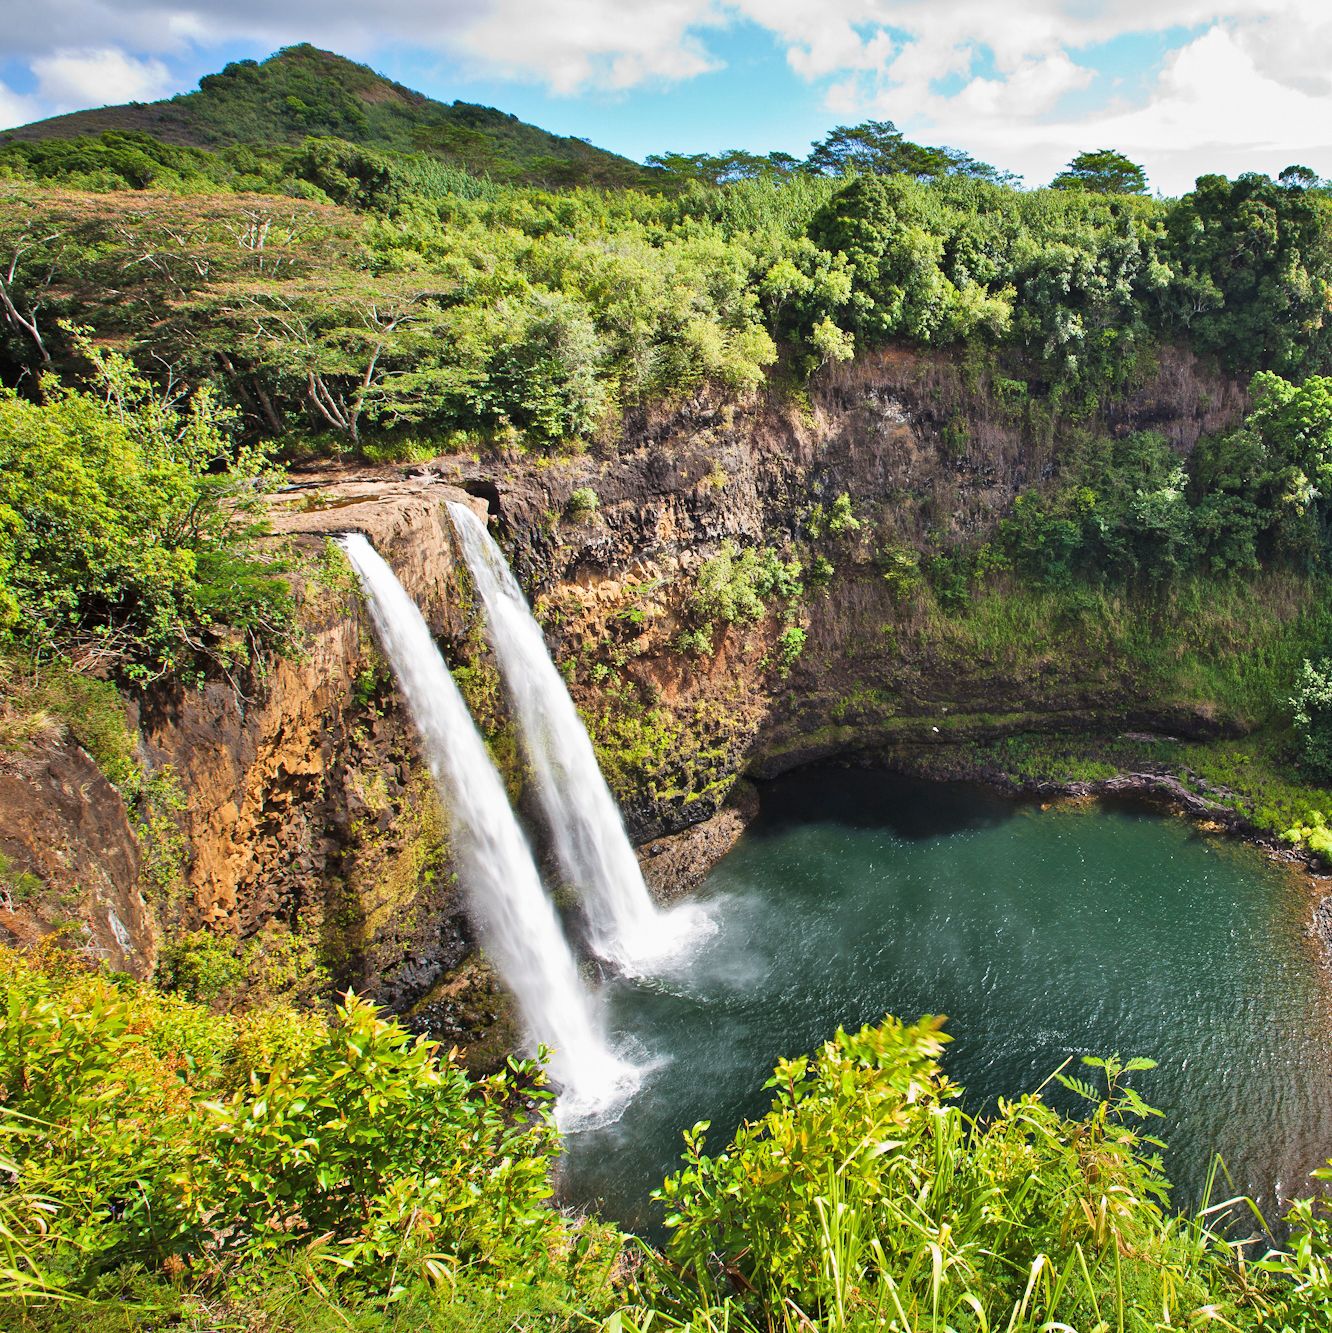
[560, 770, 1332, 1235]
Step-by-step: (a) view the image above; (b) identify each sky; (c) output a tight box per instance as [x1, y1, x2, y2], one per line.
[3, 1, 1332, 194]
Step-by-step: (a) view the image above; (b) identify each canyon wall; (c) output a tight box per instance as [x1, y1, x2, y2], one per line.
[0, 345, 1252, 1049]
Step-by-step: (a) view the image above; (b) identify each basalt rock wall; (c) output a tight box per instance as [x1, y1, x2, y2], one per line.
[0, 345, 1252, 1037]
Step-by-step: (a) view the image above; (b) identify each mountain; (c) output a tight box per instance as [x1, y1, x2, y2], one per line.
[1, 43, 644, 187]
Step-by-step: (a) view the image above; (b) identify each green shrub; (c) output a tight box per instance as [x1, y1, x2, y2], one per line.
[776, 625, 806, 674]
[567, 486, 600, 520]
[674, 626, 714, 657]
[0, 946, 575, 1297]
[807, 554, 834, 587]
[825, 492, 861, 537]
[1263, 1180, 1332, 1331]
[0, 344, 290, 683]
[1293, 657, 1332, 779]
[878, 543, 923, 604]
[158, 929, 244, 1003]
[691, 542, 802, 627]
[805, 493, 859, 541]
[651, 1017, 1260, 1331]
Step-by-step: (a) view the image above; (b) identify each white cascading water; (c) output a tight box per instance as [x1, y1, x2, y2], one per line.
[339, 532, 636, 1119]
[448, 501, 712, 973]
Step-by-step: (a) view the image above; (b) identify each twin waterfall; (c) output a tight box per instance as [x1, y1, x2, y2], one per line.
[341, 513, 705, 1119]
[448, 502, 705, 973]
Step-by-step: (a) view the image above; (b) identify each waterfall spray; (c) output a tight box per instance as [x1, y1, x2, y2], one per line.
[339, 532, 635, 1116]
[448, 502, 712, 973]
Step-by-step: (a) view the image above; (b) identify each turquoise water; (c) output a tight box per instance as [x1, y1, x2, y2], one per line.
[560, 769, 1332, 1236]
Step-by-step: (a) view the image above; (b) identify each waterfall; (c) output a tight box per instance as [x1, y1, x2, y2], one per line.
[339, 532, 635, 1115]
[448, 501, 711, 973]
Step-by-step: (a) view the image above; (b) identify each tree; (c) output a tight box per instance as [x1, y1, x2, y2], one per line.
[207, 275, 451, 443]
[808, 175, 1011, 344]
[807, 121, 944, 180]
[1051, 149, 1149, 195]
[644, 149, 800, 186]
[1279, 164, 1321, 189]
[807, 121, 1010, 183]
[1166, 172, 1332, 375]
[936, 145, 1020, 186]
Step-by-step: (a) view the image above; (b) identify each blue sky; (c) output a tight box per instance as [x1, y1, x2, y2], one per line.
[3, 2, 1332, 194]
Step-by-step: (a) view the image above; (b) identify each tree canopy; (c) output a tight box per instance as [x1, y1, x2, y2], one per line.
[1051, 148, 1150, 195]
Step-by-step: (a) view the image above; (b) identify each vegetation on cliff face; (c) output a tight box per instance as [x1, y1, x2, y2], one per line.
[0, 341, 290, 683]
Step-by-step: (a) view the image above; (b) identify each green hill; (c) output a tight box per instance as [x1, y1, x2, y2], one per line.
[1, 43, 644, 186]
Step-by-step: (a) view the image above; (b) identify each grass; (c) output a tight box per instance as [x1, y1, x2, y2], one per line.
[923, 571, 1332, 729]
[0, 653, 137, 784]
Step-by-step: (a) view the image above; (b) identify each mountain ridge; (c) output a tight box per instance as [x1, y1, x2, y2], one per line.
[1, 43, 644, 186]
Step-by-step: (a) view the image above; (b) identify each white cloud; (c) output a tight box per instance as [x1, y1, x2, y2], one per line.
[4, 2, 1332, 190]
[31, 48, 173, 113]
[907, 19, 1332, 191]
[1230, 5, 1332, 96]
[451, 0, 724, 94]
[0, 82, 41, 132]
[941, 51, 1094, 120]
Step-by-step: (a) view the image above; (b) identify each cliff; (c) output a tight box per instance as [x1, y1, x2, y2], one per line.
[0, 343, 1259, 1054]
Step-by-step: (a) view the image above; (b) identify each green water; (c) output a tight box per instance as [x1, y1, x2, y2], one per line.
[560, 769, 1332, 1235]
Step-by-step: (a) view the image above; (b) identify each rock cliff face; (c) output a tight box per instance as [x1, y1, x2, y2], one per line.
[0, 739, 149, 972]
[136, 481, 489, 1006]
[0, 345, 1255, 1050]
[458, 344, 1249, 838]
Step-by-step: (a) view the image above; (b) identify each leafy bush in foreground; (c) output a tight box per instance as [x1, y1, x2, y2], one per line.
[646, 1017, 1265, 1331]
[0, 944, 598, 1303]
[9, 946, 1332, 1330]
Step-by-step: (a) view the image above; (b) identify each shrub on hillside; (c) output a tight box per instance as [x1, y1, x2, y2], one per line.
[0, 945, 580, 1297]
[0, 344, 290, 681]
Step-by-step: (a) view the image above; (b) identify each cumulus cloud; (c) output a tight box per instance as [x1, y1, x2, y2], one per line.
[32, 48, 173, 112]
[901, 16, 1332, 191]
[451, 0, 725, 94]
[0, 82, 41, 131]
[4, 1, 1332, 190]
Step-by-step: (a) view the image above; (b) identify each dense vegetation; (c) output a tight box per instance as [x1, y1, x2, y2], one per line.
[3, 108, 1331, 453]
[0, 342, 289, 682]
[4, 940, 1332, 1332]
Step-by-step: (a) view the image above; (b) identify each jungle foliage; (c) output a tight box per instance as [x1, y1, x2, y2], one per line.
[3, 945, 1332, 1332]
[2, 113, 1331, 457]
[0, 341, 290, 681]
[993, 366, 1332, 591]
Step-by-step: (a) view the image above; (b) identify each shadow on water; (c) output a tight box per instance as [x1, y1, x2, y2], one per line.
[559, 766, 1332, 1244]
[746, 766, 1017, 840]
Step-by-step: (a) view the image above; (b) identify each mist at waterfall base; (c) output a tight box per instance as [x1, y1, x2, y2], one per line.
[448, 500, 712, 974]
[560, 768, 1332, 1235]
[338, 533, 637, 1118]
